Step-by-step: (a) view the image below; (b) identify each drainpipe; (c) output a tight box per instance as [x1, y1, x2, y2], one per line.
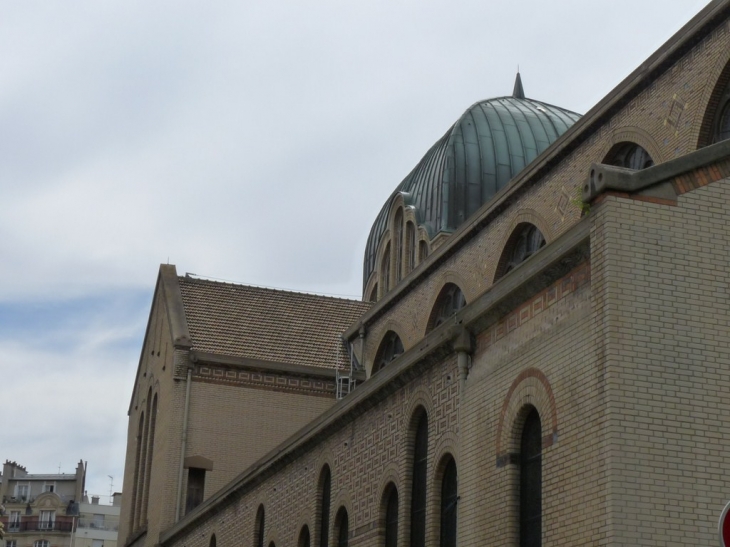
[174, 363, 193, 522]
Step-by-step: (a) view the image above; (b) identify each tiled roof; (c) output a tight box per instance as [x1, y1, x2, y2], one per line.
[177, 277, 372, 370]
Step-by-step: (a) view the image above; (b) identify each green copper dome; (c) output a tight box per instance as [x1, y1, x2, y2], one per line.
[363, 86, 581, 291]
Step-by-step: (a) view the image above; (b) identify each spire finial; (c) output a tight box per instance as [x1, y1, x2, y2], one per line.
[512, 70, 525, 99]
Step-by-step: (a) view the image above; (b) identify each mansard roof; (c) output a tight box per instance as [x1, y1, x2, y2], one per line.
[177, 275, 371, 369]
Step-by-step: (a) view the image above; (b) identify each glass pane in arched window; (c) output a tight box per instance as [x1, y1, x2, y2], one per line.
[717, 103, 730, 142]
[299, 526, 310, 547]
[410, 413, 428, 547]
[395, 209, 404, 282]
[374, 332, 404, 373]
[381, 244, 391, 295]
[407, 223, 416, 273]
[440, 459, 457, 547]
[429, 284, 466, 331]
[605, 142, 654, 170]
[337, 509, 349, 547]
[520, 409, 542, 547]
[385, 488, 399, 547]
[319, 468, 331, 547]
[255, 506, 265, 547]
[505, 226, 545, 274]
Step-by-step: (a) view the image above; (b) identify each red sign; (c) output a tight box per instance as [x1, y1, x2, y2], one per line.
[720, 501, 730, 546]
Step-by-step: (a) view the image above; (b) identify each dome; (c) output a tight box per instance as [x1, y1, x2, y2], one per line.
[363, 79, 581, 291]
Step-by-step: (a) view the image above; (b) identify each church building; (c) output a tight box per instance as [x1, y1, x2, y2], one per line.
[119, 1, 730, 545]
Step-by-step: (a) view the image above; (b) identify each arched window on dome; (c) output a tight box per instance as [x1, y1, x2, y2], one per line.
[406, 222, 416, 274]
[394, 208, 404, 283]
[418, 241, 428, 264]
[494, 224, 546, 282]
[373, 331, 404, 374]
[604, 142, 654, 170]
[381, 243, 391, 297]
[426, 284, 466, 333]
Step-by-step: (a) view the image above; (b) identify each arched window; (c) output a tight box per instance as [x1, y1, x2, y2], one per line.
[298, 526, 311, 547]
[410, 411, 428, 547]
[209, 534, 217, 547]
[373, 331, 404, 374]
[268, 543, 276, 547]
[604, 142, 654, 170]
[34, 541, 49, 547]
[131, 411, 144, 530]
[394, 208, 404, 283]
[255, 505, 265, 547]
[406, 222, 416, 273]
[699, 65, 730, 146]
[520, 408, 542, 547]
[494, 224, 546, 281]
[384, 485, 399, 547]
[381, 243, 391, 296]
[426, 284, 466, 332]
[142, 393, 157, 520]
[318, 466, 331, 547]
[418, 241, 428, 263]
[369, 283, 378, 303]
[440, 458, 457, 547]
[335, 507, 349, 547]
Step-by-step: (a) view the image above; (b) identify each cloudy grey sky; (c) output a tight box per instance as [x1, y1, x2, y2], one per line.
[2, 0, 710, 500]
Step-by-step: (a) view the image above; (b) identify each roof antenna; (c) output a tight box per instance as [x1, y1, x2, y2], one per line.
[513, 68, 525, 100]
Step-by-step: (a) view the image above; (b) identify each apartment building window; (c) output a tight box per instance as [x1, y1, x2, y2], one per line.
[92, 540, 104, 547]
[40, 510, 55, 530]
[93, 514, 105, 528]
[9, 511, 21, 531]
[6, 541, 18, 547]
[34, 541, 49, 547]
[14, 485, 29, 501]
[43, 483, 55, 493]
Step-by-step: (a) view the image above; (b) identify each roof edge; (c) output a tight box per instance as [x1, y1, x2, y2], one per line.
[161, 265, 192, 348]
[158, 218, 591, 545]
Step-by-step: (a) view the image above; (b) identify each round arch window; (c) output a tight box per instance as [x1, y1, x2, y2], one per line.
[373, 331, 404, 374]
[604, 142, 654, 170]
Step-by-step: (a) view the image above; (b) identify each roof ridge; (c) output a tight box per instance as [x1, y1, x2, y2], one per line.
[178, 275, 370, 305]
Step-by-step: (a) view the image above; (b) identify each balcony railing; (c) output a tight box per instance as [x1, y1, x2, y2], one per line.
[75, 519, 119, 532]
[0, 517, 75, 533]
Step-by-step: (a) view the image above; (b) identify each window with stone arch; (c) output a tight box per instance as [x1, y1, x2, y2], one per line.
[439, 457, 457, 547]
[381, 482, 399, 547]
[254, 504, 265, 547]
[381, 242, 391, 296]
[519, 407, 542, 547]
[373, 331, 404, 374]
[298, 526, 311, 547]
[317, 465, 332, 547]
[409, 409, 428, 547]
[698, 59, 730, 146]
[604, 142, 654, 170]
[335, 507, 349, 547]
[394, 208, 404, 283]
[426, 283, 466, 333]
[494, 223, 546, 282]
[209, 534, 216, 547]
[406, 222, 416, 273]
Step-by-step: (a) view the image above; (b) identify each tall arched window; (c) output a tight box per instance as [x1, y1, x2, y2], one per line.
[141, 393, 157, 521]
[255, 505, 265, 547]
[406, 222, 416, 273]
[335, 507, 349, 547]
[298, 526, 311, 547]
[426, 284, 466, 332]
[381, 243, 391, 296]
[209, 534, 216, 547]
[418, 241, 428, 263]
[440, 458, 457, 547]
[494, 224, 546, 281]
[373, 331, 404, 374]
[394, 208, 404, 283]
[318, 466, 331, 547]
[604, 142, 654, 170]
[131, 411, 144, 530]
[410, 411, 428, 547]
[520, 408, 542, 547]
[384, 486, 399, 547]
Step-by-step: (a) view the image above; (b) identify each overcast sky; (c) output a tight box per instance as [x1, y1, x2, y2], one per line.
[1, 0, 710, 501]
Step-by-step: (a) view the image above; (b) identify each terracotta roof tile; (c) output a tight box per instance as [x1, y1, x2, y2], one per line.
[178, 276, 372, 369]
